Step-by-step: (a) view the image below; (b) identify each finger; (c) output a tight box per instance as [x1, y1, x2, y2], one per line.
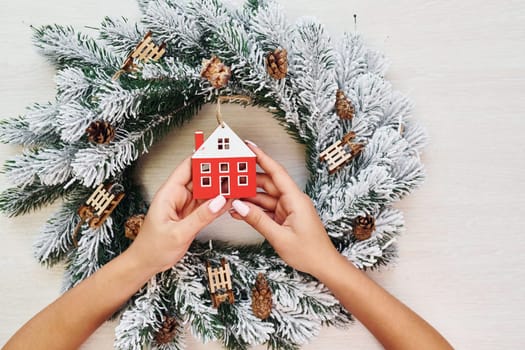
[245, 142, 300, 194]
[232, 199, 283, 245]
[244, 192, 278, 212]
[230, 208, 275, 221]
[256, 173, 280, 196]
[178, 195, 229, 237]
[161, 156, 193, 193]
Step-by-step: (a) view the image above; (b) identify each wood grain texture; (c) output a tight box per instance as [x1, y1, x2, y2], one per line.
[1, 0, 524, 349]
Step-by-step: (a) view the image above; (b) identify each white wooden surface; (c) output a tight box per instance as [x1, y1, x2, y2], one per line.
[1, 0, 524, 349]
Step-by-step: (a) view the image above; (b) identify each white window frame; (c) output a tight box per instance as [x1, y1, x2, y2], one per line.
[238, 175, 248, 186]
[200, 163, 211, 173]
[217, 138, 230, 150]
[237, 162, 248, 173]
[201, 176, 212, 187]
[219, 162, 229, 173]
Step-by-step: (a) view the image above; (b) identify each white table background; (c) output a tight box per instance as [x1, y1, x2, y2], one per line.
[1, 0, 524, 349]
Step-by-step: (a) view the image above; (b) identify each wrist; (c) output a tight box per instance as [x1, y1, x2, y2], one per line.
[119, 247, 159, 284]
[311, 249, 354, 283]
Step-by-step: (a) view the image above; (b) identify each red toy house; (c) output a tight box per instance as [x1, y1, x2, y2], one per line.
[191, 123, 256, 199]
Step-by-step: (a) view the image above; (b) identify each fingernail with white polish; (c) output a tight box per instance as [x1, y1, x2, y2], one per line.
[244, 140, 258, 148]
[232, 200, 250, 217]
[208, 195, 226, 214]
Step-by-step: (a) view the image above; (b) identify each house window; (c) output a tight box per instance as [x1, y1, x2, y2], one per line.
[217, 138, 230, 150]
[200, 163, 211, 173]
[219, 163, 229, 173]
[238, 162, 248, 172]
[201, 176, 211, 187]
[238, 176, 248, 186]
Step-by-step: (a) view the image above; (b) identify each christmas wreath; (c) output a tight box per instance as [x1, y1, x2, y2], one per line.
[0, 0, 427, 349]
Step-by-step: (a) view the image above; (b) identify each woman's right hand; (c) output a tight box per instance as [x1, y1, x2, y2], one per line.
[231, 142, 341, 277]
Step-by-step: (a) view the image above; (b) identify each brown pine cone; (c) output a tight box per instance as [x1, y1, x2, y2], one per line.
[155, 316, 178, 344]
[266, 48, 288, 80]
[124, 214, 145, 240]
[86, 121, 116, 144]
[200, 55, 232, 89]
[335, 89, 355, 120]
[251, 273, 272, 320]
[353, 215, 375, 241]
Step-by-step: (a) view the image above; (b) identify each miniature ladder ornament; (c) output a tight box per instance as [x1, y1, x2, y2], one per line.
[206, 258, 235, 308]
[319, 131, 365, 174]
[72, 183, 125, 246]
[113, 31, 166, 80]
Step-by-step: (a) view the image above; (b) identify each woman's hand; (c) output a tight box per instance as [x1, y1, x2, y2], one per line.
[230, 142, 339, 277]
[127, 156, 231, 275]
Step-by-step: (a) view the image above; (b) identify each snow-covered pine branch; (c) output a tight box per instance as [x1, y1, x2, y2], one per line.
[24, 102, 60, 136]
[142, 0, 204, 58]
[34, 202, 82, 266]
[100, 17, 145, 54]
[288, 19, 338, 147]
[3, 146, 76, 188]
[0, 183, 70, 217]
[115, 278, 166, 350]
[70, 133, 136, 188]
[0, 116, 59, 146]
[32, 24, 120, 68]
[249, 0, 291, 52]
[55, 67, 93, 103]
[169, 257, 224, 343]
[62, 219, 114, 290]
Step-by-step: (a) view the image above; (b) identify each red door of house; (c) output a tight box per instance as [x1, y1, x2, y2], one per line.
[220, 176, 230, 196]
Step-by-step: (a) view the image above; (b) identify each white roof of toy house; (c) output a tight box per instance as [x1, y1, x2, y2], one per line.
[192, 122, 256, 159]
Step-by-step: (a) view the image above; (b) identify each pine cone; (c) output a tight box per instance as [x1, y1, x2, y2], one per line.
[266, 48, 288, 80]
[155, 316, 178, 344]
[353, 215, 375, 241]
[335, 89, 355, 120]
[86, 121, 115, 144]
[124, 214, 145, 240]
[251, 273, 272, 320]
[200, 55, 231, 89]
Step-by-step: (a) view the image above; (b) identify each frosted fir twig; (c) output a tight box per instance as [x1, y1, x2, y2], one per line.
[55, 67, 93, 103]
[4, 146, 76, 187]
[249, 1, 292, 52]
[62, 218, 114, 291]
[142, 0, 204, 57]
[115, 278, 165, 350]
[100, 17, 145, 54]
[0, 117, 59, 146]
[70, 98, 202, 187]
[32, 24, 120, 68]
[70, 132, 137, 188]
[57, 101, 98, 143]
[34, 203, 81, 266]
[24, 102, 60, 136]
[288, 19, 338, 146]
[96, 82, 145, 124]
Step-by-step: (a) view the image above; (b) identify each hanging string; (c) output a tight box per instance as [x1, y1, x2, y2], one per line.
[216, 95, 252, 127]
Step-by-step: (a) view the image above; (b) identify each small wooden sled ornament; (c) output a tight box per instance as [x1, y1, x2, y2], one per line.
[72, 183, 125, 246]
[319, 131, 365, 174]
[113, 31, 166, 80]
[206, 258, 235, 308]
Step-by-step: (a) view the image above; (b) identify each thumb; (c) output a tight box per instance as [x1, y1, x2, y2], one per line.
[179, 195, 227, 236]
[232, 200, 282, 245]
